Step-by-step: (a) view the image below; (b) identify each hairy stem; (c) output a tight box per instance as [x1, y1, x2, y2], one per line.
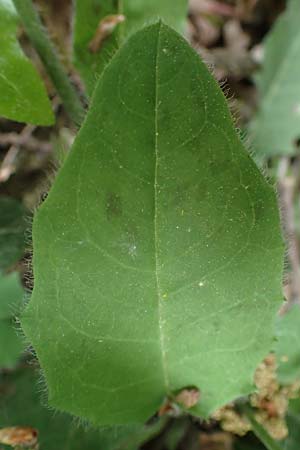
[12, 0, 85, 125]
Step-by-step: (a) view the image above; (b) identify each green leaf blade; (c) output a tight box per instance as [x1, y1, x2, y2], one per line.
[0, 367, 165, 450]
[284, 399, 300, 450]
[249, 0, 300, 157]
[0, 272, 24, 367]
[0, 197, 27, 271]
[0, 0, 54, 125]
[0, 271, 23, 320]
[22, 22, 284, 425]
[275, 304, 300, 384]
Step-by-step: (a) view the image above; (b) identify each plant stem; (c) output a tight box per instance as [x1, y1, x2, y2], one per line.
[240, 403, 283, 450]
[12, 0, 85, 125]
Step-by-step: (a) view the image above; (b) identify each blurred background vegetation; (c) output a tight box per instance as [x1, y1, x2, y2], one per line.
[1, 0, 300, 449]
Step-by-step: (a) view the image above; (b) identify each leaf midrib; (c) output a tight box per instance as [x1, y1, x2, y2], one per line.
[154, 22, 169, 394]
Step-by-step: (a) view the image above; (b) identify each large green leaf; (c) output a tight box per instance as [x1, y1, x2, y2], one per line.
[73, 0, 187, 96]
[275, 304, 300, 384]
[0, 197, 27, 271]
[22, 22, 284, 425]
[249, 0, 300, 157]
[0, 367, 165, 450]
[0, 272, 24, 368]
[0, 0, 54, 125]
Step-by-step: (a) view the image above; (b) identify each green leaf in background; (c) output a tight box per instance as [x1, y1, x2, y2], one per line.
[22, 23, 283, 425]
[0, 367, 165, 450]
[0, 271, 23, 320]
[0, 271, 24, 368]
[249, 0, 300, 158]
[0, 197, 27, 271]
[275, 304, 300, 384]
[284, 399, 300, 450]
[0, 0, 54, 125]
[164, 418, 189, 450]
[73, 0, 187, 96]
[0, 322, 23, 369]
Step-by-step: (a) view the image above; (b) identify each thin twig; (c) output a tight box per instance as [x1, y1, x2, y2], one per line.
[0, 124, 36, 182]
[0, 132, 52, 153]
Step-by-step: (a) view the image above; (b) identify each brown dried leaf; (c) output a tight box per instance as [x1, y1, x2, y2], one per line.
[88, 14, 125, 53]
[175, 388, 200, 409]
[0, 427, 38, 448]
